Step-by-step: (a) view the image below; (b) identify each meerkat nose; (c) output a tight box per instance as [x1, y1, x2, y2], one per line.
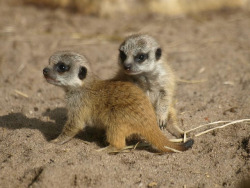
[43, 68, 50, 75]
[123, 64, 131, 70]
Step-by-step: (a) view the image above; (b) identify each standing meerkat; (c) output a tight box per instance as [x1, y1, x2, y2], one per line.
[43, 51, 193, 153]
[112, 34, 183, 137]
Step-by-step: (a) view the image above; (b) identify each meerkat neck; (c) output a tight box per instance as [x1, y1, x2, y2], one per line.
[64, 75, 99, 104]
[64, 74, 99, 92]
[64, 83, 95, 110]
[137, 62, 164, 83]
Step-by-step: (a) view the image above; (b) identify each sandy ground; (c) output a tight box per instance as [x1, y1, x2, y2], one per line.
[0, 1, 249, 187]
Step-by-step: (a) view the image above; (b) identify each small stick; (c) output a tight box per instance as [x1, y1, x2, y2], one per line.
[177, 79, 207, 84]
[169, 138, 184, 143]
[185, 121, 231, 134]
[133, 142, 140, 150]
[195, 119, 250, 137]
[120, 143, 151, 150]
[14, 90, 29, 98]
[164, 146, 182, 153]
[17, 63, 26, 73]
[183, 131, 187, 143]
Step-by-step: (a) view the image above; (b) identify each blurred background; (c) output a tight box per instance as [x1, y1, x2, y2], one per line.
[1, 0, 250, 79]
[22, 0, 250, 16]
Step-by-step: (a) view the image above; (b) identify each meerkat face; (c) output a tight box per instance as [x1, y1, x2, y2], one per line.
[43, 51, 89, 88]
[118, 34, 162, 75]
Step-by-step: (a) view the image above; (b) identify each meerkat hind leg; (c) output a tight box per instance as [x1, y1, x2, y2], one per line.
[100, 126, 132, 153]
[167, 107, 185, 138]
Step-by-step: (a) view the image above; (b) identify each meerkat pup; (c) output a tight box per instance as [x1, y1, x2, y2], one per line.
[43, 51, 193, 153]
[112, 34, 183, 137]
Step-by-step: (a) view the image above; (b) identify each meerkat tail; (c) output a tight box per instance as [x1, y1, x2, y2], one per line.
[141, 128, 194, 152]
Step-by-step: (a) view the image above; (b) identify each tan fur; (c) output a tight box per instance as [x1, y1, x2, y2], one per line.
[43, 51, 193, 153]
[112, 34, 184, 137]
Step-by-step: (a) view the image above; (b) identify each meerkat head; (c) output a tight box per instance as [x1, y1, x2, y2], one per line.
[43, 51, 91, 89]
[118, 34, 162, 75]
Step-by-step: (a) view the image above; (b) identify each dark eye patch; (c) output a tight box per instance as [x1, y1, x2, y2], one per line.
[155, 48, 162, 61]
[78, 66, 87, 80]
[55, 61, 70, 73]
[134, 53, 148, 63]
[119, 50, 127, 62]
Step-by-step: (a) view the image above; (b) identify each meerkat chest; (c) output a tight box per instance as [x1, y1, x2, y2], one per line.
[136, 77, 162, 104]
[147, 88, 162, 106]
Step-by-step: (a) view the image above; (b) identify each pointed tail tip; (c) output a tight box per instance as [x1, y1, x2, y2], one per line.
[183, 139, 194, 150]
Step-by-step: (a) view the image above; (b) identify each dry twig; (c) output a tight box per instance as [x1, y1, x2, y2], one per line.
[185, 120, 231, 134]
[195, 119, 250, 137]
[177, 79, 207, 84]
[169, 138, 184, 142]
[164, 146, 182, 153]
[14, 90, 29, 98]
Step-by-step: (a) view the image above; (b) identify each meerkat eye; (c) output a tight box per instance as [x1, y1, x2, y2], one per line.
[119, 50, 127, 62]
[55, 62, 70, 73]
[134, 53, 148, 63]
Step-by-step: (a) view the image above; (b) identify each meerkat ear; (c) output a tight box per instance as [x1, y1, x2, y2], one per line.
[155, 48, 162, 61]
[78, 66, 87, 80]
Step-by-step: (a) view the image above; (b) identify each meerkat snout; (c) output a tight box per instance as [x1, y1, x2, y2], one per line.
[123, 62, 131, 70]
[43, 67, 50, 76]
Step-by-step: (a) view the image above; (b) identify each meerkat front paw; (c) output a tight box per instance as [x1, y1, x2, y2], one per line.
[158, 119, 167, 129]
[50, 134, 72, 145]
[157, 114, 168, 129]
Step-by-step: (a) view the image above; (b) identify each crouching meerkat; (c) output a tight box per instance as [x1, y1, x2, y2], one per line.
[43, 51, 193, 153]
[112, 34, 183, 137]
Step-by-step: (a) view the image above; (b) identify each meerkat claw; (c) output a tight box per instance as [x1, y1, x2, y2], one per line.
[158, 119, 167, 129]
[50, 135, 72, 145]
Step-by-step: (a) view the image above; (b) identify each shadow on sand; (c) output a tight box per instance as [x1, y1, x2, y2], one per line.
[0, 108, 106, 146]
